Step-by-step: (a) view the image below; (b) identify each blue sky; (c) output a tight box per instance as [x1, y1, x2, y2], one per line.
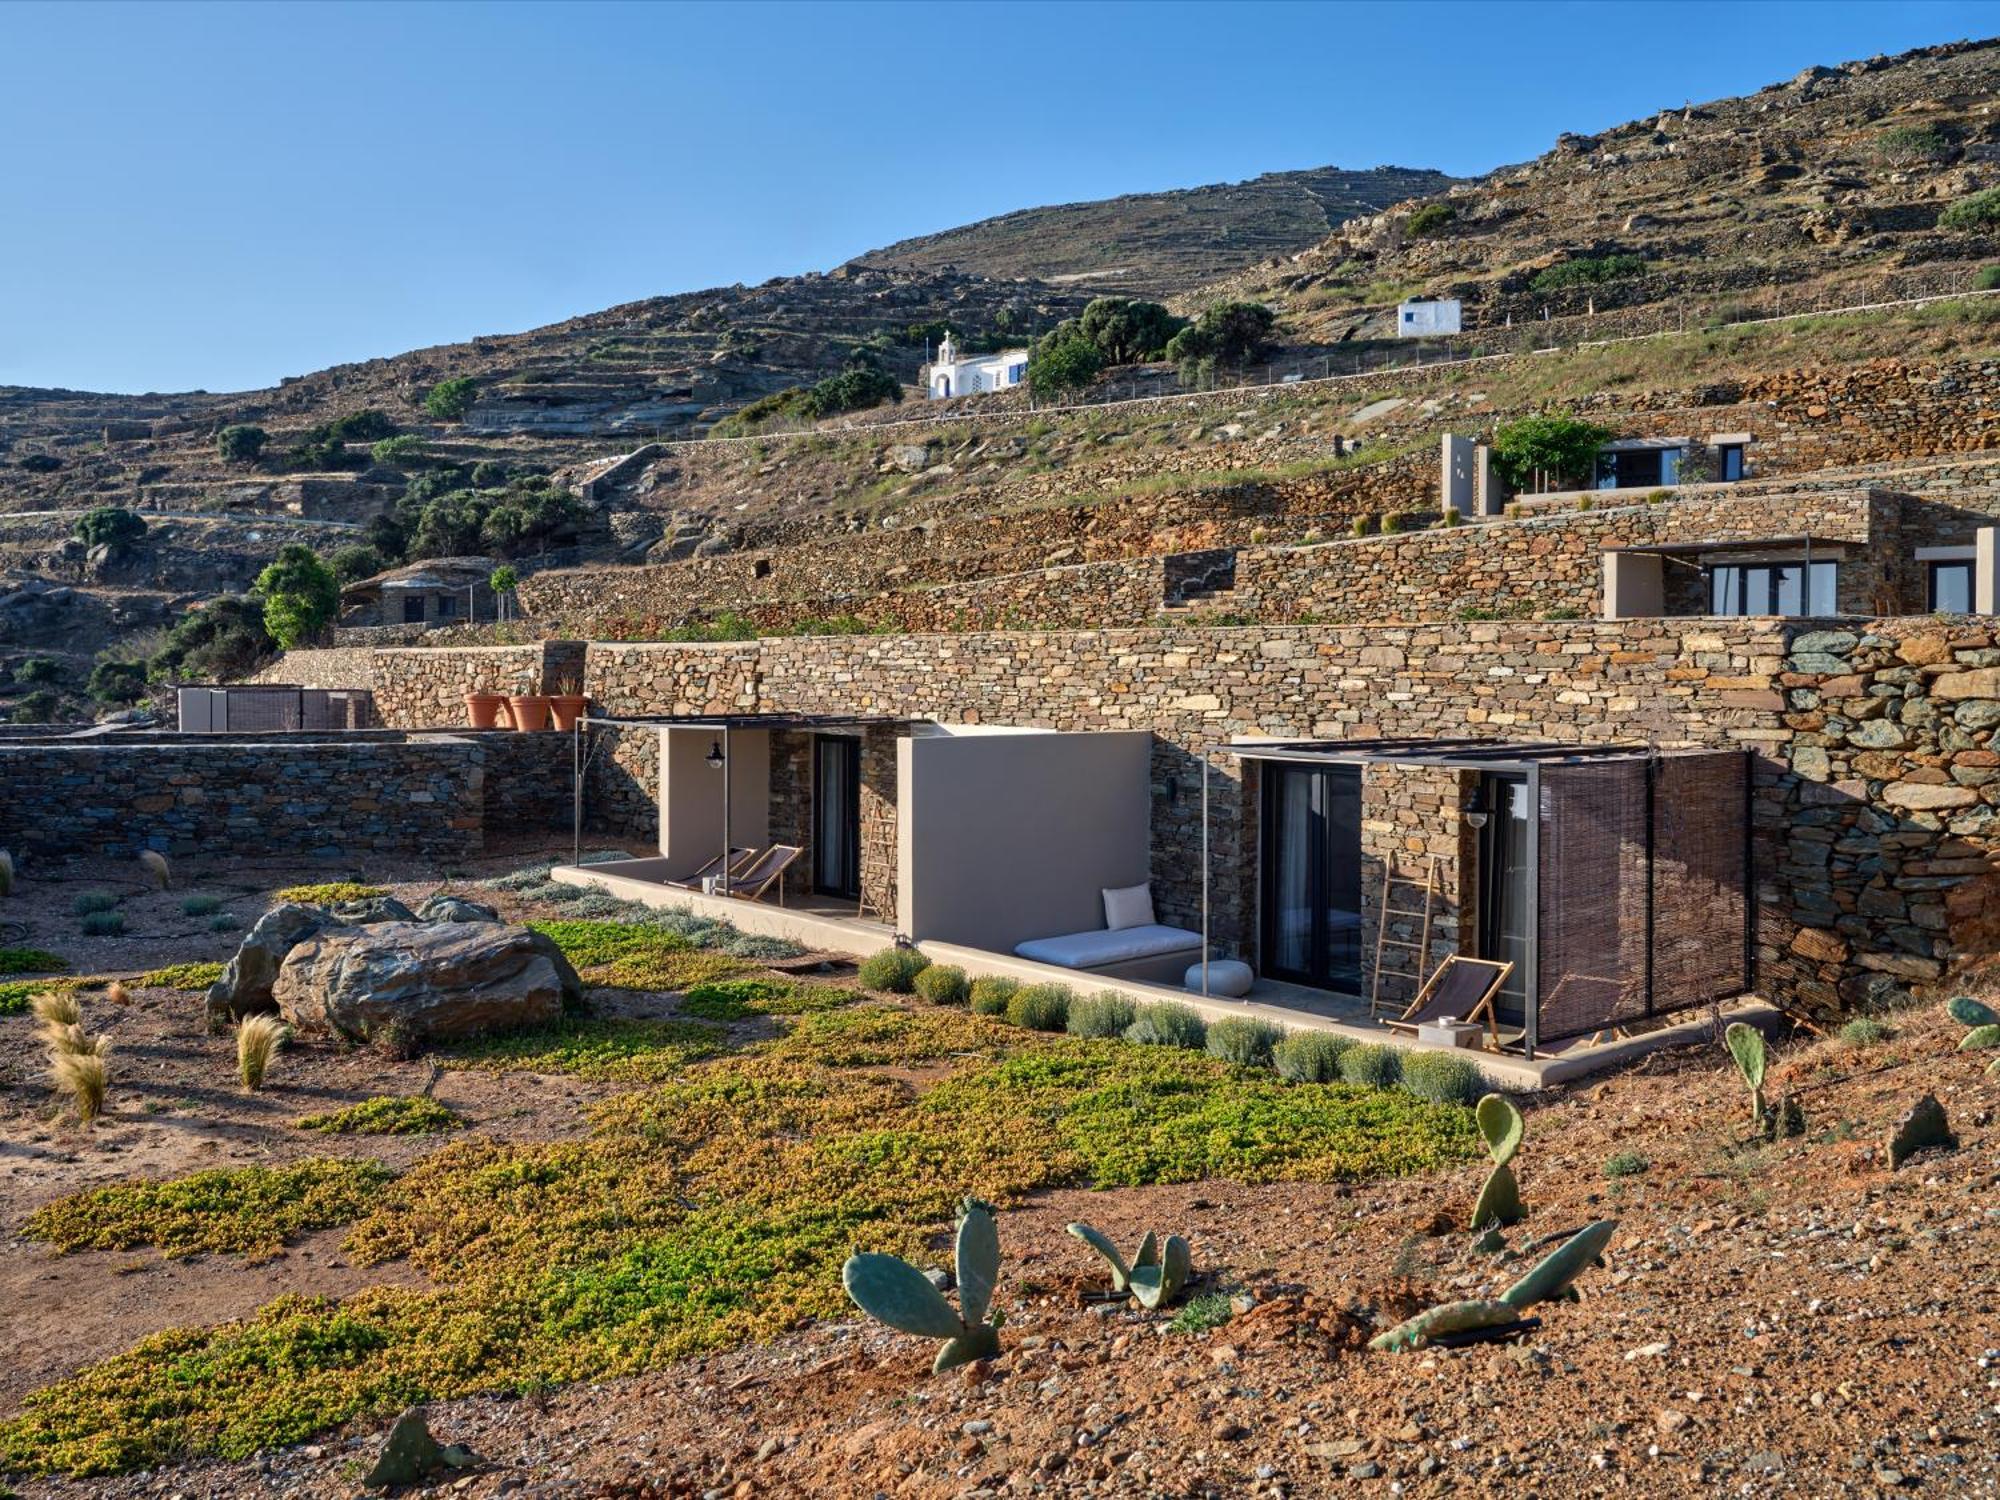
[5, 0, 1997, 394]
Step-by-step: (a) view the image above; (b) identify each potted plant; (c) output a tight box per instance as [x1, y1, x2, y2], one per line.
[507, 692, 552, 732]
[548, 664, 587, 733]
[464, 691, 510, 730]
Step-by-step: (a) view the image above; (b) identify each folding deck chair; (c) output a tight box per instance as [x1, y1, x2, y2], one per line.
[724, 844, 803, 905]
[1383, 955, 1515, 1049]
[665, 846, 758, 893]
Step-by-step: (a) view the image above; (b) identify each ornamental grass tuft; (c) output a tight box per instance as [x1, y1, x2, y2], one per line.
[1125, 1002, 1208, 1050]
[1005, 982, 1072, 1032]
[856, 947, 931, 994]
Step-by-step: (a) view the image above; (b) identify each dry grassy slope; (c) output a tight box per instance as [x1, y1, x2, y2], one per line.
[854, 165, 1460, 297]
[1220, 38, 2000, 343]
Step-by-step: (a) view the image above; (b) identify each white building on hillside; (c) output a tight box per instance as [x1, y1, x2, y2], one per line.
[1396, 297, 1462, 337]
[925, 332, 1030, 399]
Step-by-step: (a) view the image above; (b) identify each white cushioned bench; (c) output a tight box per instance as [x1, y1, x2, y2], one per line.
[1014, 923, 1206, 984]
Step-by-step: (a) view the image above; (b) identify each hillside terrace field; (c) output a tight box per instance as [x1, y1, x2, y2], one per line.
[0, 845, 1994, 1498]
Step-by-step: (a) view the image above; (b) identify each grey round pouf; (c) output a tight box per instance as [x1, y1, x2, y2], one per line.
[1186, 959, 1253, 998]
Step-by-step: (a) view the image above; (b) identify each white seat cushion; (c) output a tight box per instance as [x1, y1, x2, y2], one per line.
[1014, 923, 1204, 970]
[1101, 882, 1155, 930]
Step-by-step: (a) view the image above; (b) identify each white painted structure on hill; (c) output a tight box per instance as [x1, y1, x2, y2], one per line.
[1397, 297, 1462, 336]
[924, 332, 1030, 399]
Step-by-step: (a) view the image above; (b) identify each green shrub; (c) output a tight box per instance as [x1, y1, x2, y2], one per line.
[1530, 254, 1647, 293]
[72, 891, 118, 916]
[1941, 188, 2000, 231]
[424, 377, 479, 421]
[1440, 507, 1462, 527]
[912, 964, 969, 1006]
[1977, 265, 2000, 291]
[215, 425, 267, 464]
[1006, 983, 1072, 1032]
[80, 912, 125, 937]
[1126, 1002, 1208, 1049]
[1877, 123, 1953, 165]
[1491, 413, 1614, 492]
[1206, 1016, 1284, 1068]
[370, 435, 425, 465]
[1398, 1050, 1484, 1105]
[1338, 1043, 1402, 1088]
[18, 657, 59, 685]
[210, 913, 242, 932]
[1067, 992, 1137, 1039]
[969, 975, 1020, 1016]
[1839, 1016, 1892, 1046]
[1169, 1291, 1236, 1333]
[1273, 1030, 1354, 1083]
[18, 453, 61, 473]
[87, 660, 148, 704]
[1350, 516, 1373, 538]
[181, 894, 223, 917]
[10, 689, 59, 724]
[856, 947, 931, 994]
[1604, 1150, 1649, 1178]
[1405, 202, 1456, 238]
[252, 544, 339, 651]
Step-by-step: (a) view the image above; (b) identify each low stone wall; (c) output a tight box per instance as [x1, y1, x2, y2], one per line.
[370, 641, 587, 728]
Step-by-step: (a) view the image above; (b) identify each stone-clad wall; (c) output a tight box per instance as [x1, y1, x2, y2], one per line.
[368, 641, 587, 728]
[582, 620, 2000, 1020]
[0, 737, 485, 864]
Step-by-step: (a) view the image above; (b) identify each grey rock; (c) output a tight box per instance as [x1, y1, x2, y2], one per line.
[275, 920, 583, 1043]
[1886, 1093, 1956, 1168]
[416, 894, 501, 924]
[332, 894, 418, 924]
[203, 902, 349, 1030]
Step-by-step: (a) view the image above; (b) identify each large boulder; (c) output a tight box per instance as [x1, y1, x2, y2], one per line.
[273, 921, 583, 1044]
[204, 902, 349, 1031]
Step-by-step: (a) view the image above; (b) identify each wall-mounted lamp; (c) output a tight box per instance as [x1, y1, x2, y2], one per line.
[705, 740, 725, 770]
[1464, 810, 1489, 830]
[1463, 784, 1488, 831]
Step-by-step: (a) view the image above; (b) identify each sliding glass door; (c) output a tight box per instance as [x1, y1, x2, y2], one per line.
[1260, 763, 1363, 992]
[1478, 773, 1533, 1030]
[812, 735, 860, 900]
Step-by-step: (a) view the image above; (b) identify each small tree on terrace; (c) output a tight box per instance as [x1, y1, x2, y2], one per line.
[251, 544, 340, 650]
[489, 564, 519, 621]
[72, 506, 148, 551]
[1026, 326, 1104, 400]
[217, 424, 268, 464]
[1076, 297, 1185, 365]
[1166, 301, 1277, 376]
[1491, 414, 1614, 494]
[425, 377, 479, 421]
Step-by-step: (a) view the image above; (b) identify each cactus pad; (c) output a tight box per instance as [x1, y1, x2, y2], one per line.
[1067, 1222, 1133, 1291]
[934, 1324, 1002, 1373]
[1470, 1162, 1523, 1230]
[1500, 1219, 1617, 1311]
[1946, 995, 1999, 1028]
[1475, 1093, 1523, 1166]
[842, 1253, 965, 1339]
[1369, 1298, 1519, 1353]
[954, 1199, 1001, 1328]
[1957, 1024, 2000, 1052]
[1724, 1022, 1766, 1088]
[1128, 1234, 1191, 1310]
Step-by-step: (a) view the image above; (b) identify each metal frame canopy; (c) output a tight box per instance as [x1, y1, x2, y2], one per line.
[566, 712, 915, 879]
[1192, 740, 1744, 1056]
[1600, 534, 1857, 559]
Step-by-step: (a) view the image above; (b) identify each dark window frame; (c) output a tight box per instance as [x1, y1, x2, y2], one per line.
[1927, 558, 1974, 614]
[811, 733, 862, 901]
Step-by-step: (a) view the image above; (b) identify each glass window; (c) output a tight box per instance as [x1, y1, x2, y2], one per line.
[1930, 560, 1974, 613]
[1708, 561, 1839, 617]
[1718, 444, 1745, 481]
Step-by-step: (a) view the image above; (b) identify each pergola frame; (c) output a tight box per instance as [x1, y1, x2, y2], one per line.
[568, 712, 913, 886]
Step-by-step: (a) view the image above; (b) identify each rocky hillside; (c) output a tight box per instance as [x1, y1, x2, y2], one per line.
[1224, 38, 2000, 342]
[855, 165, 1459, 297]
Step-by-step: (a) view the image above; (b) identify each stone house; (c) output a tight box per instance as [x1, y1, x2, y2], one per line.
[340, 557, 497, 630]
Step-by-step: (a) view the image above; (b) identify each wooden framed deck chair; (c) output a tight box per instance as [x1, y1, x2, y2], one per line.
[665, 846, 757, 893]
[1383, 956, 1514, 1048]
[725, 844, 803, 905]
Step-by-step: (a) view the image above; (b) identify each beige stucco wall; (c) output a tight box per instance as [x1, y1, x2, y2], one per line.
[897, 728, 1154, 952]
[658, 726, 770, 878]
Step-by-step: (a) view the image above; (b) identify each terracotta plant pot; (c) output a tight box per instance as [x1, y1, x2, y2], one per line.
[548, 694, 587, 733]
[507, 693, 552, 732]
[465, 692, 509, 730]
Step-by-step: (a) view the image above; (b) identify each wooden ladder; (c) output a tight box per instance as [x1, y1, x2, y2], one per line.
[1370, 854, 1440, 1020]
[856, 818, 897, 923]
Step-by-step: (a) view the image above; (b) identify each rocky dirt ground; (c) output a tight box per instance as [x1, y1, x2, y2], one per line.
[2, 851, 1997, 1500]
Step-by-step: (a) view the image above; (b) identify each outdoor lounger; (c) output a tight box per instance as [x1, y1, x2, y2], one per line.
[723, 844, 803, 905]
[1384, 955, 1515, 1047]
[665, 847, 758, 893]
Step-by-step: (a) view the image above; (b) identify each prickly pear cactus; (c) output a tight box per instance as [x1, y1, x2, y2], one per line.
[1469, 1093, 1525, 1230]
[1957, 1024, 2000, 1052]
[1946, 995, 1999, 1028]
[1500, 1220, 1617, 1311]
[1067, 1222, 1133, 1291]
[843, 1199, 1006, 1373]
[1369, 1298, 1519, 1353]
[1128, 1235, 1191, 1310]
[1725, 1022, 1767, 1123]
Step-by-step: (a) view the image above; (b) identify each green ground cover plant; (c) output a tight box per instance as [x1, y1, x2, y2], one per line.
[439, 1017, 731, 1082]
[23, 1159, 392, 1262]
[0, 947, 71, 975]
[272, 883, 387, 905]
[0, 977, 82, 1015]
[679, 977, 847, 1020]
[0, 1000, 1473, 1477]
[526, 919, 745, 991]
[295, 1097, 466, 1135]
[138, 962, 225, 991]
